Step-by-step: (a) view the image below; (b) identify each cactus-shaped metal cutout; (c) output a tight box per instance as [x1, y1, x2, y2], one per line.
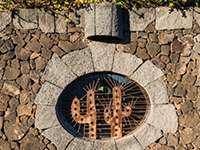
[71, 89, 97, 139]
[104, 86, 132, 139]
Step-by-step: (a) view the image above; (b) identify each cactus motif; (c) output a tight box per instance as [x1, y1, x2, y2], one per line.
[104, 86, 132, 139]
[71, 89, 96, 139]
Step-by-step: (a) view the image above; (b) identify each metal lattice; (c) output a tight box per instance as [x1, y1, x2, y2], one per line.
[56, 72, 150, 140]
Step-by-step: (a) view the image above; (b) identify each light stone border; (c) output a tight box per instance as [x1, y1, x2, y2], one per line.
[34, 41, 178, 150]
[0, 6, 198, 34]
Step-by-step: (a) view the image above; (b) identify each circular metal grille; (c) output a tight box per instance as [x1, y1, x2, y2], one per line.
[56, 72, 150, 140]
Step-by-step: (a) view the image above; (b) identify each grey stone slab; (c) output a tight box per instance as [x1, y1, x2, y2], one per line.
[112, 52, 142, 76]
[42, 126, 73, 150]
[62, 48, 94, 76]
[34, 81, 62, 105]
[84, 5, 95, 38]
[39, 10, 55, 33]
[95, 3, 112, 35]
[129, 8, 155, 31]
[35, 105, 59, 130]
[84, 3, 124, 41]
[42, 54, 77, 88]
[116, 135, 143, 150]
[89, 41, 115, 71]
[13, 9, 38, 29]
[147, 104, 178, 134]
[0, 11, 11, 31]
[93, 139, 116, 150]
[145, 77, 169, 104]
[66, 138, 93, 150]
[133, 123, 162, 149]
[130, 60, 164, 87]
[55, 12, 67, 33]
[156, 7, 193, 30]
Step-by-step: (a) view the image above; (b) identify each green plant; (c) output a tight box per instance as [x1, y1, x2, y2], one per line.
[0, 0, 200, 12]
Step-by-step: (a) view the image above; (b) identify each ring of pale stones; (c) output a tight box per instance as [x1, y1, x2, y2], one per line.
[34, 41, 178, 150]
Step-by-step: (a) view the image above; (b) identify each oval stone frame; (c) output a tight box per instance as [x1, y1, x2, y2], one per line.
[34, 42, 178, 150]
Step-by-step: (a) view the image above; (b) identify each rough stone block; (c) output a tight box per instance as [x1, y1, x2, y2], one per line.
[42, 126, 73, 150]
[112, 52, 142, 76]
[156, 7, 193, 30]
[89, 41, 115, 71]
[130, 60, 164, 87]
[62, 48, 94, 76]
[194, 7, 200, 29]
[129, 8, 155, 31]
[42, 54, 77, 88]
[55, 12, 67, 33]
[39, 10, 55, 33]
[84, 3, 124, 41]
[34, 82, 62, 105]
[35, 105, 59, 130]
[116, 135, 143, 150]
[84, 5, 95, 38]
[147, 104, 178, 134]
[145, 77, 169, 104]
[93, 139, 116, 150]
[66, 138, 93, 150]
[0, 11, 12, 31]
[13, 9, 38, 29]
[133, 123, 162, 149]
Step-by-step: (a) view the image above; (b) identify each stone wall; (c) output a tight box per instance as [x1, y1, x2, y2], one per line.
[0, 7, 200, 150]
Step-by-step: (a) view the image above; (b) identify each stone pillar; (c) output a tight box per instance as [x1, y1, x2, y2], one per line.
[84, 2, 125, 43]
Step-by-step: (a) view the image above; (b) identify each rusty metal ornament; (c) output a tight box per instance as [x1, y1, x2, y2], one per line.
[104, 86, 132, 139]
[71, 90, 97, 139]
[71, 86, 132, 140]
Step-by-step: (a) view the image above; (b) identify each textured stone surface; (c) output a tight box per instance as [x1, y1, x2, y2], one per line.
[159, 31, 175, 44]
[130, 60, 164, 87]
[35, 105, 59, 130]
[20, 132, 45, 150]
[194, 7, 200, 29]
[42, 126, 73, 150]
[116, 135, 143, 150]
[145, 77, 169, 104]
[93, 140, 116, 150]
[89, 41, 115, 71]
[156, 7, 193, 30]
[0, 93, 10, 111]
[0, 11, 11, 31]
[39, 10, 55, 33]
[55, 12, 67, 33]
[42, 54, 77, 88]
[84, 5, 95, 38]
[96, 3, 123, 39]
[35, 82, 62, 105]
[58, 40, 86, 53]
[62, 48, 94, 76]
[4, 66, 20, 80]
[66, 138, 93, 150]
[112, 51, 143, 76]
[84, 3, 124, 40]
[134, 123, 162, 149]
[13, 9, 38, 29]
[147, 104, 178, 133]
[129, 8, 155, 31]
[2, 82, 20, 96]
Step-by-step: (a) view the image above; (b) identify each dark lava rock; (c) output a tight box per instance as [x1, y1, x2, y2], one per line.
[4, 66, 20, 80]
[20, 131, 45, 150]
[0, 92, 10, 112]
[15, 46, 31, 60]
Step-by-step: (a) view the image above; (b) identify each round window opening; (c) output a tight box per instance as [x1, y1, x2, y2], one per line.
[56, 72, 150, 140]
